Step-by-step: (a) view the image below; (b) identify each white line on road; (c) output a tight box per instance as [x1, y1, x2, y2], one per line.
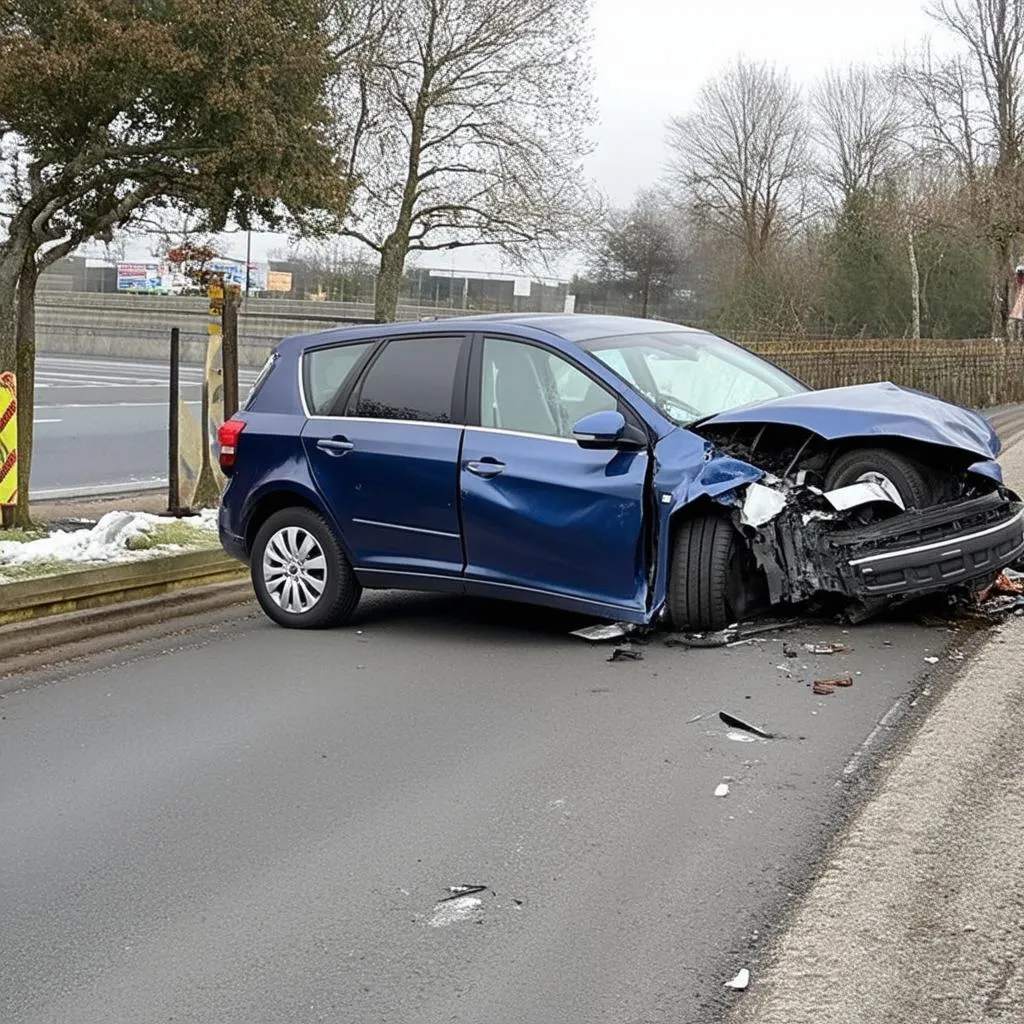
[35, 401, 202, 409]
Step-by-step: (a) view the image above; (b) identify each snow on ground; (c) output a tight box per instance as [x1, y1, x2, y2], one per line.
[0, 509, 219, 570]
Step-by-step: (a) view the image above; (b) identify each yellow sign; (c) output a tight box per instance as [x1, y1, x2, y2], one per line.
[0, 371, 17, 507]
[267, 271, 293, 293]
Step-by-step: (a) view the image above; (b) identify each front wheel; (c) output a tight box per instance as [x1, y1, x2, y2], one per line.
[251, 507, 361, 629]
[667, 516, 743, 631]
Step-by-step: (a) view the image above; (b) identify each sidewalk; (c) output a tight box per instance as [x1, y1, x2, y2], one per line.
[730, 443, 1024, 1023]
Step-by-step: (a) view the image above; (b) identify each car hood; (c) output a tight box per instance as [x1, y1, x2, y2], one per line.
[699, 381, 1000, 460]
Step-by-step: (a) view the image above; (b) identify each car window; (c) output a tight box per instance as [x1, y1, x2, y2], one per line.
[303, 341, 376, 416]
[480, 337, 617, 438]
[583, 331, 806, 424]
[349, 335, 464, 423]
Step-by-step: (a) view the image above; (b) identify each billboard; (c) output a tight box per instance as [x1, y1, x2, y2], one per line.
[116, 262, 168, 292]
[267, 271, 293, 293]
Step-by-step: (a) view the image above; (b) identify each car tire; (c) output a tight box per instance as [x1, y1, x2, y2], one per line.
[824, 448, 936, 509]
[668, 515, 740, 631]
[250, 507, 361, 629]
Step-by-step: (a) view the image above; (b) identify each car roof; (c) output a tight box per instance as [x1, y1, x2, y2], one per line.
[277, 312, 714, 353]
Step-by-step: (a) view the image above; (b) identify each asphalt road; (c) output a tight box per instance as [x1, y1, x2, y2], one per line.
[0, 593, 955, 1024]
[31, 355, 260, 495]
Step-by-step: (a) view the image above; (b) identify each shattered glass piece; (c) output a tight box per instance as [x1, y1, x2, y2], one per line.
[740, 482, 788, 528]
[803, 642, 853, 655]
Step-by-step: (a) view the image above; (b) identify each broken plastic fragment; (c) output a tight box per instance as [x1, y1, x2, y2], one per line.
[726, 731, 756, 743]
[740, 482, 788, 528]
[571, 622, 634, 642]
[725, 968, 750, 990]
[924, 656, 939, 664]
[812, 676, 853, 696]
[719, 711, 774, 739]
[823, 481, 905, 512]
[803, 642, 853, 655]
[608, 647, 643, 662]
[714, 783, 730, 797]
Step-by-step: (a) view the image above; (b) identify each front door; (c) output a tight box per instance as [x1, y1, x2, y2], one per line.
[301, 333, 469, 576]
[459, 336, 649, 614]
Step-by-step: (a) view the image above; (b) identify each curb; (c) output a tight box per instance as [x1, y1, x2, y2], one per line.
[30, 479, 167, 502]
[0, 579, 255, 669]
[0, 549, 247, 626]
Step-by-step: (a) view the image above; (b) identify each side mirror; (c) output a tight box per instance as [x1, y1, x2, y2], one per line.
[573, 410, 630, 449]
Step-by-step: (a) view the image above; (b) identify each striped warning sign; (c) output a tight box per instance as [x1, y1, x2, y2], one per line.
[0, 371, 17, 507]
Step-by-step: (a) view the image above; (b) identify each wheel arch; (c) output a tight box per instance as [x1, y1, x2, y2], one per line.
[242, 484, 351, 561]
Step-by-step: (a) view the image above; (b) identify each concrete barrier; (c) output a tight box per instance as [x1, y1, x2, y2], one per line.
[35, 293, 467, 367]
[0, 548, 247, 625]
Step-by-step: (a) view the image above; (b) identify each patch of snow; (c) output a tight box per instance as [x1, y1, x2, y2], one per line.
[714, 783, 730, 797]
[0, 509, 219, 569]
[725, 968, 750, 990]
[428, 896, 483, 927]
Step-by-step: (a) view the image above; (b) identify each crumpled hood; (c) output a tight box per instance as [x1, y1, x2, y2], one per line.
[700, 381, 1000, 460]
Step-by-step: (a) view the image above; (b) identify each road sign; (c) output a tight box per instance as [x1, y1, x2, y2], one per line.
[0, 371, 17, 507]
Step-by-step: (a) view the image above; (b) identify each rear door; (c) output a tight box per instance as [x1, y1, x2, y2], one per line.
[459, 335, 650, 614]
[300, 333, 470, 577]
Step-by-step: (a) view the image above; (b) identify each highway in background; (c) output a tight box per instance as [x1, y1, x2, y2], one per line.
[30, 355, 260, 497]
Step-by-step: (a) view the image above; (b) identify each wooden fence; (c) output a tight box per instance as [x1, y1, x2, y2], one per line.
[743, 339, 1024, 410]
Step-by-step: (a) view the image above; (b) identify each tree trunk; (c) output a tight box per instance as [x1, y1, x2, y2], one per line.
[13, 252, 38, 527]
[374, 237, 408, 322]
[0, 243, 27, 376]
[907, 228, 921, 341]
[991, 239, 1011, 341]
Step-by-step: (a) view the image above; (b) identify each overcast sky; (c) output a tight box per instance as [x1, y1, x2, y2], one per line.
[112, 0, 941, 275]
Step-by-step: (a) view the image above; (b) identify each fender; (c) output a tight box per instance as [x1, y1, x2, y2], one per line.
[645, 427, 763, 618]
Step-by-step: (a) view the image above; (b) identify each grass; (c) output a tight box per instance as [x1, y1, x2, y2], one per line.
[0, 525, 48, 543]
[0, 559, 99, 583]
[125, 520, 217, 551]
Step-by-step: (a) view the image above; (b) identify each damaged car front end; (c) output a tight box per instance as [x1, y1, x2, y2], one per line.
[581, 332, 1024, 630]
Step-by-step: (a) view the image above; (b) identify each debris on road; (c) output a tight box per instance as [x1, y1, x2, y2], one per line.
[571, 622, 635, 642]
[803, 642, 853, 655]
[812, 676, 854, 696]
[726, 731, 757, 743]
[719, 711, 774, 739]
[924, 656, 940, 665]
[666, 618, 803, 649]
[725, 968, 750, 990]
[429, 894, 485, 927]
[714, 783, 730, 797]
[441, 884, 489, 901]
[608, 646, 643, 662]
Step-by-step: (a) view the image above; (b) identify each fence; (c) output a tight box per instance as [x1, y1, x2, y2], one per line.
[743, 338, 1024, 411]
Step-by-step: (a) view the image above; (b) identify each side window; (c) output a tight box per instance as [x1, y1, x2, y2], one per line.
[304, 341, 375, 416]
[480, 337, 617, 438]
[348, 335, 464, 423]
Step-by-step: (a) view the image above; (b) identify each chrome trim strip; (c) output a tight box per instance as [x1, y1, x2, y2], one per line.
[466, 426, 577, 445]
[352, 518, 461, 539]
[848, 508, 1024, 568]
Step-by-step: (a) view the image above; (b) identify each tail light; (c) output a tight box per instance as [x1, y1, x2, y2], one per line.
[218, 418, 246, 470]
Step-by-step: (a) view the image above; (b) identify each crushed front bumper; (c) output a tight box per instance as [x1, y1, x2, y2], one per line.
[830, 492, 1024, 599]
[748, 490, 1024, 609]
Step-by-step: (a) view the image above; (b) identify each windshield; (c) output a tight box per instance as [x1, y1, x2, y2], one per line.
[581, 330, 807, 424]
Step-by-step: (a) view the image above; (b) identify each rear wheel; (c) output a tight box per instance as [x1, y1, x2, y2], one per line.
[251, 507, 361, 629]
[667, 516, 742, 631]
[824, 448, 937, 510]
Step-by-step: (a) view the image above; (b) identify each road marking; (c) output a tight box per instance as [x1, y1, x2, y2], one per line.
[34, 401, 202, 409]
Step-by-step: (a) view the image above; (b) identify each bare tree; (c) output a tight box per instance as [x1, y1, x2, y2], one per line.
[588, 190, 689, 318]
[811, 64, 907, 203]
[665, 58, 808, 269]
[330, 0, 596, 322]
[904, 1, 1024, 335]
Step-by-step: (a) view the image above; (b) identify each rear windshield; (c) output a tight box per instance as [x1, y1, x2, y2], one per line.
[581, 331, 806, 424]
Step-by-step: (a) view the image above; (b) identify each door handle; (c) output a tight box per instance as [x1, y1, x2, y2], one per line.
[316, 437, 354, 456]
[466, 459, 505, 478]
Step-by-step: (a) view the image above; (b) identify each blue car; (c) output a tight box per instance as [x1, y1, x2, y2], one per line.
[217, 314, 1024, 630]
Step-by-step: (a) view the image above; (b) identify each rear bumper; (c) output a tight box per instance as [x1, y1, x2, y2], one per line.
[830, 492, 1024, 599]
[218, 505, 248, 564]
